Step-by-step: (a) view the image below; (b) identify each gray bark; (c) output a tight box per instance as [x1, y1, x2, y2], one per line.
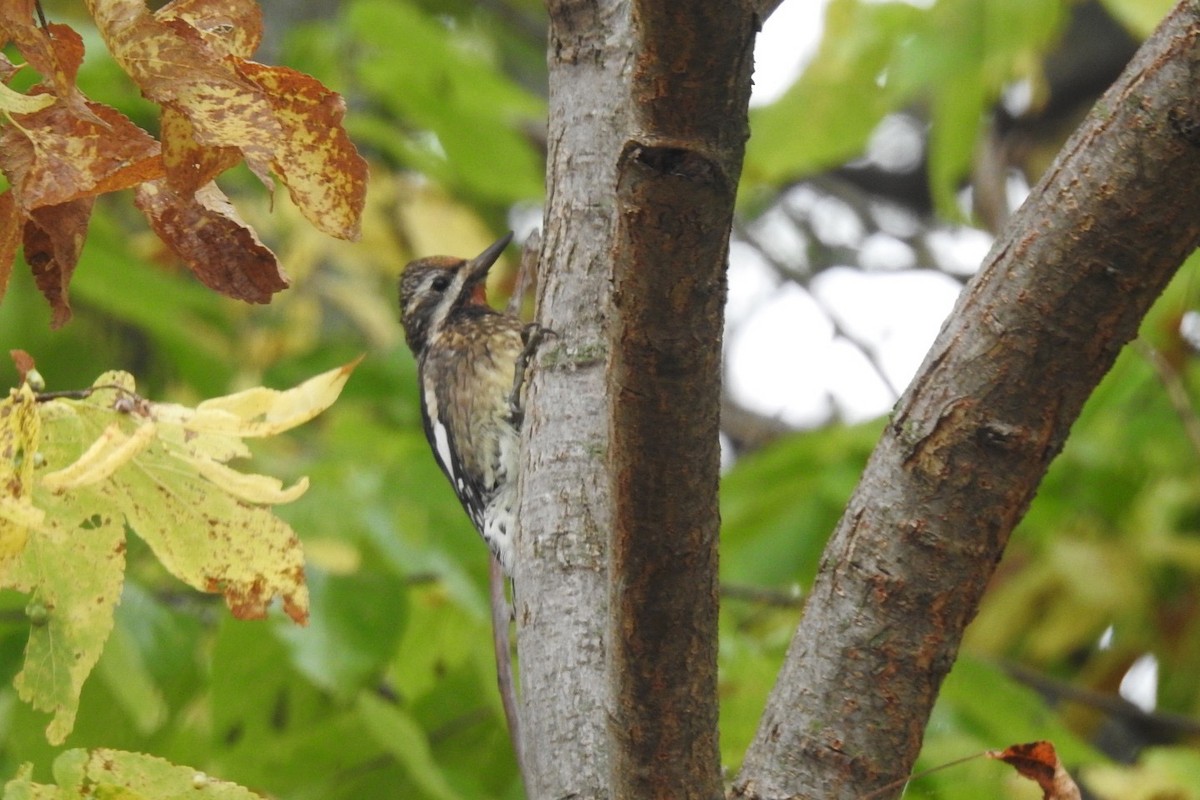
[513, 1, 630, 797]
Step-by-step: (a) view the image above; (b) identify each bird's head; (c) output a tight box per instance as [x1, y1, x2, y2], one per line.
[398, 232, 514, 355]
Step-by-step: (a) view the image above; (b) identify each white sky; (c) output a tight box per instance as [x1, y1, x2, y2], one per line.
[730, 1, 990, 426]
[749, 1, 827, 108]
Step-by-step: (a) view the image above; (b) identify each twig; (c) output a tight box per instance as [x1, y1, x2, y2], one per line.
[1004, 660, 1200, 740]
[854, 751, 984, 800]
[720, 582, 805, 608]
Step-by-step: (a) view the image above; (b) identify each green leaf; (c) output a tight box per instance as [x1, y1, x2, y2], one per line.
[274, 567, 409, 697]
[94, 619, 167, 736]
[1084, 746, 1200, 799]
[344, 0, 544, 204]
[1098, 0, 1175, 38]
[720, 421, 880, 588]
[746, 0, 922, 186]
[356, 692, 464, 800]
[5, 473, 125, 745]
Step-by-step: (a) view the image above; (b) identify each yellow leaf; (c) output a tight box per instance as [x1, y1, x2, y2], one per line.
[0, 82, 56, 115]
[192, 459, 308, 504]
[195, 354, 363, 436]
[0, 359, 358, 744]
[0, 385, 41, 563]
[41, 420, 156, 491]
[10, 748, 263, 799]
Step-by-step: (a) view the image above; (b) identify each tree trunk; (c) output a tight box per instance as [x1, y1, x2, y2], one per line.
[608, 2, 755, 797]
[733, 3, 1200, 797]
[517, 0, 756, 797]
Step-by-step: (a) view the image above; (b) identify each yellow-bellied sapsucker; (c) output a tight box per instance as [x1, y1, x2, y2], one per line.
[398, 232, 537, 574]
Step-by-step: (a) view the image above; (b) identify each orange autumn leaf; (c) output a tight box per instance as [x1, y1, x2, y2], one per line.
[159, 105, 242, 194]
[86, 0, 366, 237]
[0, 192, 18, 304]
[0, 5, 93, 119]
[0, 0, 366, 323]
[235, 60, 367, 241]
[8, 349, 36, 385]
[88, 0, 280, 182]
[988, 741, 1082, 800]
[0, 98, 164, 210]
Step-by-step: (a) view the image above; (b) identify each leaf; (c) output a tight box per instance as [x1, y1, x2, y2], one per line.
[0, 13, 93, 119]
[1, 764, 56, 800]
[989, 741, 1082, 800]
[0, 191, 18, 303]
[0, 98, 163, 210]
[189, 355, 363, 437]
[21, 197, 94, 328]
[40, 420, 156, 490]
[6, 489, 125, 745]
[155, 0, 263, 59]
[357, 692, 465, 800]
[0, 384, 40, 562]
[5, 748, 264, 799]
[88, 0, 279, 181]
[158, 105, 241, 194]
[1, 360, 356, 742]
[88, 0, 366, 241]
[133, 180, 287, 303]
[0, 82, 55, 115]
[233, 60, 367, 240]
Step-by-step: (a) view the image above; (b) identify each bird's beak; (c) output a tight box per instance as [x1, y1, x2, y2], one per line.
[466, 232, 515, 283]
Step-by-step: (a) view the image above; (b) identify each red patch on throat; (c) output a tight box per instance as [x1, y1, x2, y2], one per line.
[469, 283, 489, 305]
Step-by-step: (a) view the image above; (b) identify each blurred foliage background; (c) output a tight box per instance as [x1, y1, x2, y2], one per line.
[3, 0, 1200, 797]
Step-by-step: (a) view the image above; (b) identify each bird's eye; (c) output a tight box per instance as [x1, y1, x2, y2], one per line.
[430, 275, 451, 293]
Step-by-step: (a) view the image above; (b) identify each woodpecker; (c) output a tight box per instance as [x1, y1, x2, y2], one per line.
[398, 232, 538, 575]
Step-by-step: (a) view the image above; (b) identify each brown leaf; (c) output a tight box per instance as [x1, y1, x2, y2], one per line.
[989, 741, 1082, 800]
[23, 198, 94, 329]
[234, 60, 368, 241]
[88, 0, 279, 180]
[0, 192, 18, 305]
[9, 349, 35, 384]
[134, 180, 287, 303]
[0, 97, 164, 210]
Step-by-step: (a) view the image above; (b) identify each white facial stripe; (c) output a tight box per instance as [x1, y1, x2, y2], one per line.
[425, 268, 470, 340]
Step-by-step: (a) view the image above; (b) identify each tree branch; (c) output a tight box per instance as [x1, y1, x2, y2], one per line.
[733, 3, 1200, 797]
